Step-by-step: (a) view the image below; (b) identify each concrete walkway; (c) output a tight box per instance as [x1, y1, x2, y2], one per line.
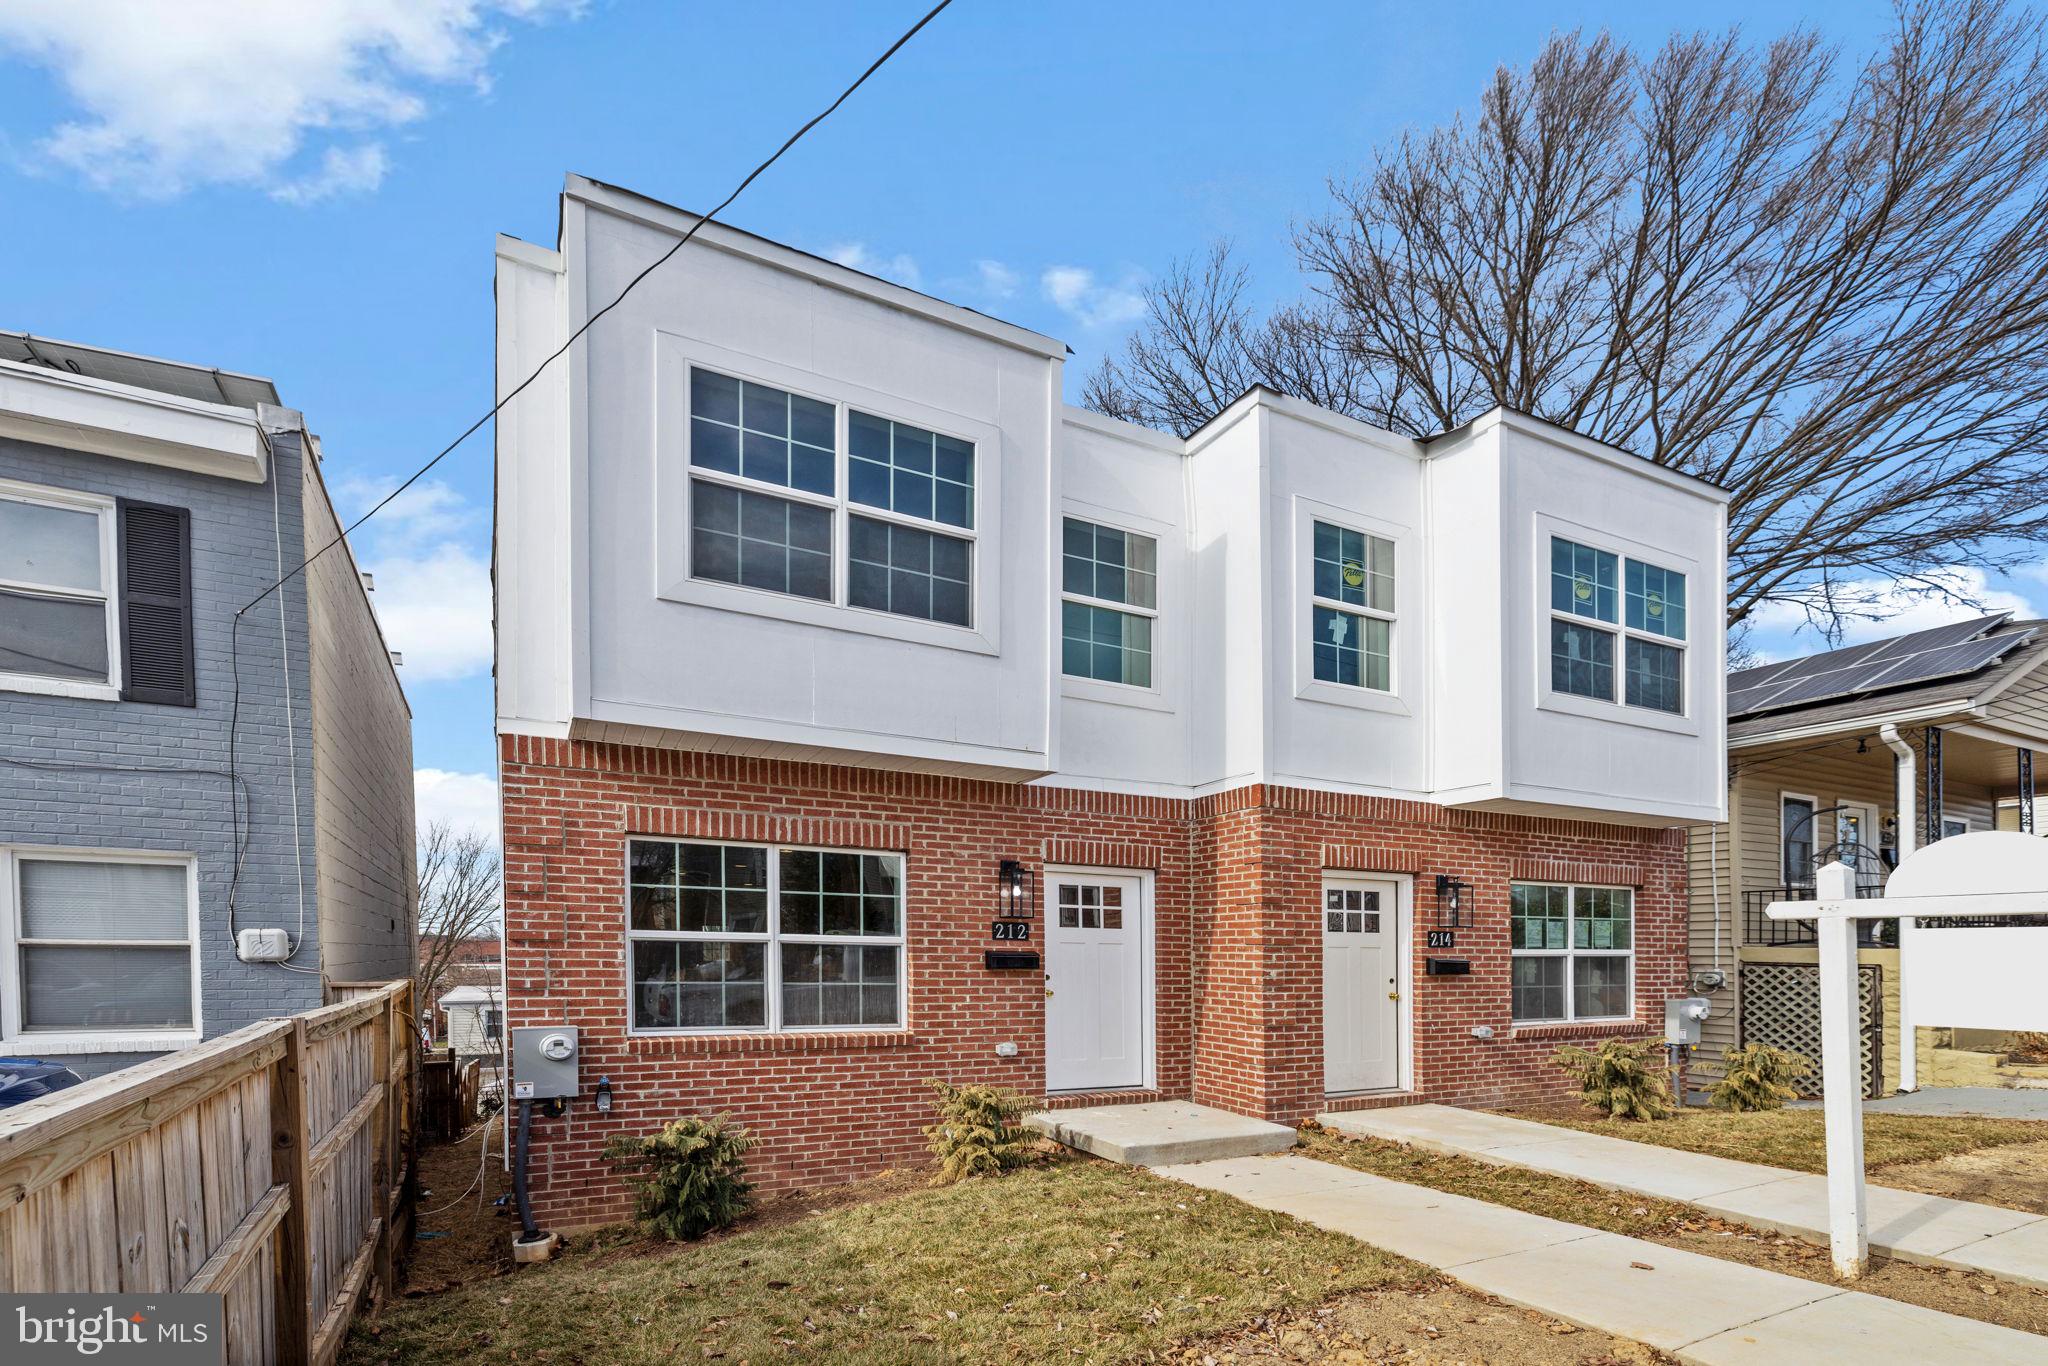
[1321, 1104, 2048, 1289]
[1832, 1087, 2048, 1120]
[1157, 1153, 2048, 1364]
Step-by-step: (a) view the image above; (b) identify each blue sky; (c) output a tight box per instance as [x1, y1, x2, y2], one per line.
[3, 0, 2029, 844]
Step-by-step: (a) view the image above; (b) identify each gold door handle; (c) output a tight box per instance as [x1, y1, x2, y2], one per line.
[1387, 991, 1400, 1001]
[1045, 986, 1055, 999]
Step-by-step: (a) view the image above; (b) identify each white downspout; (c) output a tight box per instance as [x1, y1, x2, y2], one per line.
[1882, 724, 1917, 1090]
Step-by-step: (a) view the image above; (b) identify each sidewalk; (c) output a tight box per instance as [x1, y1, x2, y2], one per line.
[1319, 1104, 2048, 1289]
[1156, 1153, 2048, 1364]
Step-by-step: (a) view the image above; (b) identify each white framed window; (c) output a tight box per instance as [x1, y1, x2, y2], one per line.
[1780, 792, 1817, 886]
[684, 364, 977, 628]
[0, 479, 119, 700]
[1061, 517, 1157, 689]
[1548, 535, 1686, 716]
[0, 847, 200, 1050]
[625, 837, 906, 1033]
[1310, 519, 1395, 691]
[1510, 883, 1633, 1023]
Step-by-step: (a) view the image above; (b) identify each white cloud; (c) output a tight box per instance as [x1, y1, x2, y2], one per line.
[271, 142, 389, 206]
[828, 241, 921, 288]
[0, 0, 579, 200]
[335, 476, 492, 683]
[1040, 264, 1148, 329]
[1748, 566, 2037, 650]
[973, 259, 1020, 299]
[415, 768, 498, 847]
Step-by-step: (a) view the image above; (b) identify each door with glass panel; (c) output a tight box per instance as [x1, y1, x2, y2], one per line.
[1323, 875, 1400, 1094]
[1043, 873, 1145, 1092]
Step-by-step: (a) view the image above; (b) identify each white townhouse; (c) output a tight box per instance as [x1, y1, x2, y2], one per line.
[491, 175, 1727, 1219]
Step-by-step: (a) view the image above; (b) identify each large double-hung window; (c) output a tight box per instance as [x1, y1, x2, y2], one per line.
[1549, 536, 1686, 715]
[627, 838, 905, 1033]
[1311, 520, 1395, 691]
[686, 366, 977, 627]
[2, 850, 198, 1044]
[1510, 883, 1634, 1023]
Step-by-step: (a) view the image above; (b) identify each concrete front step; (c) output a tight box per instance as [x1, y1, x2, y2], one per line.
[1027, 1100, 1296, 1166]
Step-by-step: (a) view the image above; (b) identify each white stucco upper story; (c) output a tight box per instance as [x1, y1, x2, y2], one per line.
[495, 175, 1729, 825]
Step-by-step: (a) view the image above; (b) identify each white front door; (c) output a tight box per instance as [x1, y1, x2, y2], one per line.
[1044, 873, 1146, 1092]
[1323, 875, 1400, 1094]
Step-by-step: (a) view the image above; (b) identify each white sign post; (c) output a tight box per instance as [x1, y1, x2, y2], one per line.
[1765, 832, 2048, 1279]
[1766, 860, 1873, 1276]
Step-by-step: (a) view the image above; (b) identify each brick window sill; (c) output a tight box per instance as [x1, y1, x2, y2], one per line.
[1508, 1020, 1653, 1043]
[625, 1030, 920, 1056]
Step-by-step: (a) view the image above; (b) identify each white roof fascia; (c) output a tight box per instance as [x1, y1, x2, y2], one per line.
[563, 175, 1068, 361]
[0, 356, 267, 483]
[1441, 408, 1727, 504]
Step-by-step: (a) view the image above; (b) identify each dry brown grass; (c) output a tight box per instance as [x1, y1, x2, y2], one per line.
[1502, 1105, 2048, 1174]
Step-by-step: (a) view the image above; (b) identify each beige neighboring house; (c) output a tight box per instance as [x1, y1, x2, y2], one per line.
[1691, 613, 2048, 1098]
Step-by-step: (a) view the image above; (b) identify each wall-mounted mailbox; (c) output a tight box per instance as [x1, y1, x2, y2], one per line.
[985, 950, 1041, 971]
[1425, 957, 1471, 976]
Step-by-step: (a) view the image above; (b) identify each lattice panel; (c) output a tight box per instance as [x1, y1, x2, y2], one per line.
[1739, 962, 1882, 1099]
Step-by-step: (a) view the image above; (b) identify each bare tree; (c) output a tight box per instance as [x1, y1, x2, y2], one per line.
[1086, 1, 2048, 640]
[414, 820, 501, 1011]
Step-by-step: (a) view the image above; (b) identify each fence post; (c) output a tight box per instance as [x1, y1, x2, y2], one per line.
[273, 1018, 314, 1363]
[370, 988, 395, 1305]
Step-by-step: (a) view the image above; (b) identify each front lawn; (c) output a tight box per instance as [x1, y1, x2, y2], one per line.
[346, 1156, 1423, 1365]
[1506, 1106, 2048, 1172]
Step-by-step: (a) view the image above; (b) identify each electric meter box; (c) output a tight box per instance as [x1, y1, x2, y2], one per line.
[1665, 997, 1711, 1046]
[510, 1025, 580, 1100]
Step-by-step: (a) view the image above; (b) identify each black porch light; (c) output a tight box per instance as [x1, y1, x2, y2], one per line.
[998, 859, 1036, 918]
[1434, 874, 1472, 928]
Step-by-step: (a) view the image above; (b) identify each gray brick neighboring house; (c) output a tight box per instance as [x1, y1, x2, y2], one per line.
[0, 333, 416, 1078]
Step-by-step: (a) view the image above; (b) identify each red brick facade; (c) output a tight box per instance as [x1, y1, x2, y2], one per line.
[500, 735, 1684, 1228]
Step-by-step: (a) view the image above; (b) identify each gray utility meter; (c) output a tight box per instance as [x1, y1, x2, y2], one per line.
[510, 1025, 580, 1101]
[1665, 997, 1711, 1047]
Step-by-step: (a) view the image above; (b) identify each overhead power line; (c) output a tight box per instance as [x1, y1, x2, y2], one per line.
[238, 0, 958, 621]
[222, 0, 959, 942]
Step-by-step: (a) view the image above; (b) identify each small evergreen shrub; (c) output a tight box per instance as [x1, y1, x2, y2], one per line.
[923, 1079, 1037, 1184]
[1709, 1043, 1812, 1112]
[1553, 1038, 1675, 1120]
[602, 1115, 754, 1240]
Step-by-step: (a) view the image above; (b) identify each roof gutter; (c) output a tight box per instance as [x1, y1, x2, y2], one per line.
[1726, 699, 1968, 750]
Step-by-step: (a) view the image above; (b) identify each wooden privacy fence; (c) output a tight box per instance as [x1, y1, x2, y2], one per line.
[419, 1050, 482, 1143]
[0, 980, 417, 1365]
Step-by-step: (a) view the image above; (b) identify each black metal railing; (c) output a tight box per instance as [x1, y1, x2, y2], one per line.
[1742, 886, 1897, 948]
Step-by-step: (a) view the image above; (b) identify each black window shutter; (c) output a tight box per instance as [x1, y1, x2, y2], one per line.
[118, 499, 196, 707]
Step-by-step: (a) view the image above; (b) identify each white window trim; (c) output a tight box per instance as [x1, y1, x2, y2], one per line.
[1942, 814, 1973, 837]
[0, 477, 121, 703]
[1534, 515, 1698, 736]
[1059, 511, 1167, 709]
[1836, 800, 1878, 863]
[1509, 881, 1636, 1025]
[1780, 790, 1819, 887]
[1293, 498, 1413, 716]
[623, 837, 909, 1036]
[653, 334, 1003, 655]
[0, 845, 202, 1053]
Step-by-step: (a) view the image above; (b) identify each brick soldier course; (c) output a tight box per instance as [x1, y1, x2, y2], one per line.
[500, 734, 1683, 1227]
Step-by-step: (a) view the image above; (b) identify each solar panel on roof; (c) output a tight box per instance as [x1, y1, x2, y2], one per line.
[1729, 619, 2033, 719]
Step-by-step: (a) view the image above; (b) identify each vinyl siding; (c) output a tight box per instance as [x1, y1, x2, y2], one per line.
[1689, 733, 1998, 1094]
